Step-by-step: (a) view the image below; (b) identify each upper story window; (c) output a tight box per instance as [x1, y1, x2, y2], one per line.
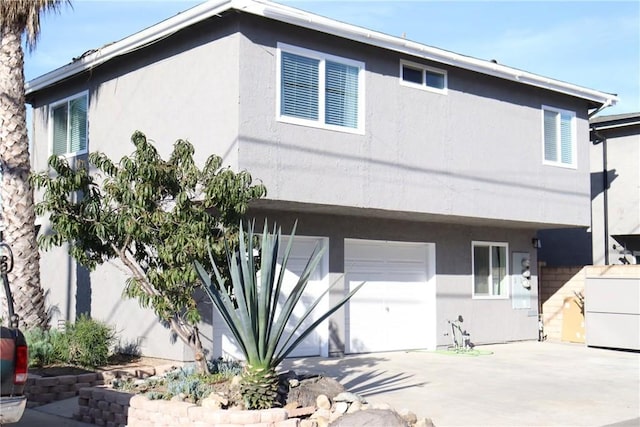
[472, 241, 508, 299]
[50, 92, 88, 157]
[400, 60, 447, 94]
[542, 105, 576, 168]
[277, 43, 365, 134]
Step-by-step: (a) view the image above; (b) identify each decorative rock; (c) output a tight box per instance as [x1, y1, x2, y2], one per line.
[300, 420, 316, 427]
[333, 392, 365, 404]
[200, 397, 222, 410]
[329, 409, 408, 427]
[284, 401, 300, 410]
[371, 402, 393, 411]
[398, 408, 418, 425]
[287, 405, 316, 418]
[286, 376, 346, 407]
[329, 410, 343, 423]
[230, 375, 242, 387]
[316, 416, 330, 427]
[347, 401, 362, 413]
[333, 401, 349, 415]
[414, 417, 436, 427]
[311, 408, 331, 419]
[316, 394, 331, 410]
[170, 394, 185, 402]
[289, 378, 300, 388]
[206, 392, 229, 406]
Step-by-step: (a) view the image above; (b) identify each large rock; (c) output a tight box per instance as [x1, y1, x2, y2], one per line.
[329, 409, 408, 427]
[284, 375, 346, 407]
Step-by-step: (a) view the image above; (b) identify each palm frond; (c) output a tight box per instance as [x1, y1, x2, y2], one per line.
[0, 0, 70, 49]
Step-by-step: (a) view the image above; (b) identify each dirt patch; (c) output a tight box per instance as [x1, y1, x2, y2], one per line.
[29, 365, 95, 377]
[29, 353, 177, 377]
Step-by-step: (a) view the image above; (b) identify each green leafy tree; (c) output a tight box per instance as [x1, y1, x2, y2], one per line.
[31, 131, 266, 373]
[0, 0, 69, 329]
[195, 222, 363, 409]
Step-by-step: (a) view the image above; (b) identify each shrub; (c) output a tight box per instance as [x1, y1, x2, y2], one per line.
[25, 316, 116, 368]
[208, 357, 243, 377]
[65, 315, 115, 368]
[24, 328, 55, 367]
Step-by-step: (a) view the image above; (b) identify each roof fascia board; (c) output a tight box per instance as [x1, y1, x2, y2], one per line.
[252, 0, 617, 106]
[25, 0, 234, 94]
[591, 120, 640, 131]
[26, 0, 619, 108]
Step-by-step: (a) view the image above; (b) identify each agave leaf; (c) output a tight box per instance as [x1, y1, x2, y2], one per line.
[265, 243, 325, 362]
[196, 220, 363, 373]
[257, 223, 278, 358]
[265, 222, 296, 350]
[228, 248, 260, 363]
[274, 273, 346, 357]
[274, 280, 366, 365]
[194, 260, 250, 358]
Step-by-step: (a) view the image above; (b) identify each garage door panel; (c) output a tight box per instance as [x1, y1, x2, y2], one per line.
[345, 239, 435, 354]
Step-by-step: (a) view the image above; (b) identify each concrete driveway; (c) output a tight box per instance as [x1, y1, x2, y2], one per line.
[280, 341, 640, 427]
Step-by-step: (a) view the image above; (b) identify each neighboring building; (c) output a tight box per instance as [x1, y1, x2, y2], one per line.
[538, 112, 640, 267]
[25, 0, 618, 361]
[590, 113, 640, 265]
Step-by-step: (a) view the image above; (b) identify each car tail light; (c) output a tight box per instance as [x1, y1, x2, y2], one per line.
[14, 344, 28, 384]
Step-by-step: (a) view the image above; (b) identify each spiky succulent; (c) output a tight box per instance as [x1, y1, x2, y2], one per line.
[195, 221, 363, 409]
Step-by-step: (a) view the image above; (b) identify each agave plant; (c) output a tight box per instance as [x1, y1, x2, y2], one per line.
[195, 221, 363, 410]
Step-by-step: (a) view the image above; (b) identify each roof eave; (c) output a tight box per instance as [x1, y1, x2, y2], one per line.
[25, 0, 619, 108]
[25, 0, 234, 96]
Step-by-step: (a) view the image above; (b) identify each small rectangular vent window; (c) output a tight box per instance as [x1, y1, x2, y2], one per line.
[400, 60, 447, 93]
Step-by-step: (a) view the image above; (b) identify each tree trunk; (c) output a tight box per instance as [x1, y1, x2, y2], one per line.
[169, 317, 210, 374]
[0, 24, 48, 329]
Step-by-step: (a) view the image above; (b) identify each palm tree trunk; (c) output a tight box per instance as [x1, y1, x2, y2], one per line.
[0, 23, 48, 329]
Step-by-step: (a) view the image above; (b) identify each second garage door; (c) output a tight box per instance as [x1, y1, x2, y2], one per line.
[345, 239, 435, 353]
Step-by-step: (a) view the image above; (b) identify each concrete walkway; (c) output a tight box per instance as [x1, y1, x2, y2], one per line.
[280, 341, 640, 427]
[10, 341, 639, 426]
[12, 399, 92, 427]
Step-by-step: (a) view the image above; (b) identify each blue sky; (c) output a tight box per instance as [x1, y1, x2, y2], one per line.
[25, 0, 639, 115]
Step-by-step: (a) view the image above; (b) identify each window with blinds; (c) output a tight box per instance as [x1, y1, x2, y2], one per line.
[278, 43, 364, 133]
[542, 106, 575, 168]
[50, 93, 88, 156]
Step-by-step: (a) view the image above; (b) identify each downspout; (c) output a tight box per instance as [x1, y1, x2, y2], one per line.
[589, 99, 614, 265]
[592, 129, 609, 264]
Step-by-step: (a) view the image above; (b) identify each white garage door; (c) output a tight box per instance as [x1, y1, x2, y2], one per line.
[345, 239, 435, 353]
[276, 236, 329, 358]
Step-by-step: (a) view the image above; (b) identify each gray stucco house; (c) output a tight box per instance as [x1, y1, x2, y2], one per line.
[25, 0, 618, 361]
[538, 112, 640, 267]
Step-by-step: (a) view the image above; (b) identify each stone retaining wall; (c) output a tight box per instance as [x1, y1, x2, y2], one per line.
[75, 387, 300, 427]
[25, 372, 105, 408]
[75, 387, 133, 427]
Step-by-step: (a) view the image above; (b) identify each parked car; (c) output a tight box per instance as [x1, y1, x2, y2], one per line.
[0, 242, 28, 424]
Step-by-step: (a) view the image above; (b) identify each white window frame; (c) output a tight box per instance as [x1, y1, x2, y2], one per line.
[276, 43, 365, 134]
[541, 105, 577, 169]
[472, 241, 509, 299]
[48, 91, 89, 157]
[399, 59, 448, 94]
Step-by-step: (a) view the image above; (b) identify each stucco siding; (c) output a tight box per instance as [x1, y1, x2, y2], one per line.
[237, 16, 591, 228]
[249, 208, 539, 348]
[29, 17, 244, 361]
[30, 17, 242, 172]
